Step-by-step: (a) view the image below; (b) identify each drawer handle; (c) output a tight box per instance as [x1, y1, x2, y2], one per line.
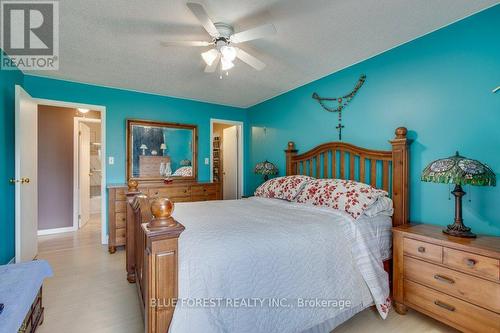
[417, 246, 426, 253]
[122, 218, 126, 221]
[466, 259, 476, 267]
[434, 300, 455, 312]
[434, 274, 455, 284]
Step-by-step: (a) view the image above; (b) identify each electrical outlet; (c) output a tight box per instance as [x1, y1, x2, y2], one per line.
[204, 158, 209, 165]
[108, 156, 114, 165]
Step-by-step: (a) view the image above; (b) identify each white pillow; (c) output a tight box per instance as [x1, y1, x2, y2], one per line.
[364, 196, 394, 217]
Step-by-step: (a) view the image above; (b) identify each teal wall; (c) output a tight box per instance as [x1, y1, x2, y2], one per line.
[2, 6, 500, 265]
[0, 55, 24, 264]
[0, 72, 246, 264]
[23, 75, 247, 184]
[248, 6, 500, 235]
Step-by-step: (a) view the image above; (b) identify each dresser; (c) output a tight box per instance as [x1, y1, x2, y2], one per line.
[393, 224, 500, 333]
[107, 182, 220, 253]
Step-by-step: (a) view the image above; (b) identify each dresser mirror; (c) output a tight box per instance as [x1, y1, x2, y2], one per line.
[127, 119, 197, 181]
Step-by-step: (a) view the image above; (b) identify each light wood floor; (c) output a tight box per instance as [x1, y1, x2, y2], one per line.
[37, 216, 458, 333]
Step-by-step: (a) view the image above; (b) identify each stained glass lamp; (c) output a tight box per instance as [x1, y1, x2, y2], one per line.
[421, 152, 496, 238]
[255, 160, 278, 181]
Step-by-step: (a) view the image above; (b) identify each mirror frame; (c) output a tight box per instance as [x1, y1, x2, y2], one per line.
[126, 119, 198, 182]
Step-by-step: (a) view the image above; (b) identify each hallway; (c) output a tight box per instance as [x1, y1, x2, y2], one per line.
[37, 216, 143, 333]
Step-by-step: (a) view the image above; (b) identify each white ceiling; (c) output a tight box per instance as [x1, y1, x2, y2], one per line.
[30, 0, 498, 108]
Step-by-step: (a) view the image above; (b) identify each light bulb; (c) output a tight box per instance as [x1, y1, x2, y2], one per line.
[220, 56, 234, 71]
[78, 108, 90, 114]
[220, 45, 236, 62]
[201, 49, 219, 66]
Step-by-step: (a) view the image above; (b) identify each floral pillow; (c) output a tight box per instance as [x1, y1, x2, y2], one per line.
[172, 166, 192, 177]
[294, 179, 388, 219]
[254, 175, 314, 201]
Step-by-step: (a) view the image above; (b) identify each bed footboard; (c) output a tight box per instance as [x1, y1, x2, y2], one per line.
[128, 194, 185, 333]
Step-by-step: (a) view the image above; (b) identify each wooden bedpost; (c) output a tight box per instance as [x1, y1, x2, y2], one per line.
[285, 141, 298, 176]
[390, 127, 409, 227]
[143, 221, 185, 333]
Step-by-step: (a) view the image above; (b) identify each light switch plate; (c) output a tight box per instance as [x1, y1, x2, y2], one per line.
[204, 158, 209, 165]
[109, 156, 114, 165]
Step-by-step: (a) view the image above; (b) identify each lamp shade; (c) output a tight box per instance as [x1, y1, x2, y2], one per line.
[421, 152, 496, 186]
[254, 160, 278, 176]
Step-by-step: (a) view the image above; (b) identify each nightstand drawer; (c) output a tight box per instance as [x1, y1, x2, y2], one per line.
[404, 256, 500, 313]
[404, 280, 500, 333]
[404, 237, 442, 263]
[443, 247, 499, 281]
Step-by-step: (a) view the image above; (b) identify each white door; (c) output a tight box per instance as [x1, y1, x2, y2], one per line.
[79, 122, 91, 228]
[15, 85, 38, 263]
[222, 126, 238, 200]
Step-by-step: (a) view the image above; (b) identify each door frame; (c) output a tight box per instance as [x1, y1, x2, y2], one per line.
[74, 117, 102, 230]
[210, 119, 244, 198]
[35, 97, 107, 244]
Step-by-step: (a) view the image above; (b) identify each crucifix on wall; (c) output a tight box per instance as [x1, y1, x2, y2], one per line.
[312, 74, 366, 140]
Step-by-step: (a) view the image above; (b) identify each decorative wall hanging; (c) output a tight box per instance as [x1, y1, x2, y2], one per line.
[312, 74, 366, 140]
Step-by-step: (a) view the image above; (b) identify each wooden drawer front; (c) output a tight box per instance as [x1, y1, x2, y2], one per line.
[404, 256, 500, 313]
[115, 200, 127, 213]
[443, 247, 499, 281]
[191, 185, 216, 196]
[115, 228, 126, 246]
[116, 213, 127, 229]
[404, 280, 500, 333]
[191, 195, 208, 202]
[404, 237, 442, 263]
[169, 196, 192, 203]
[149, 187, 190, 198]
[115, 188, 126, 200]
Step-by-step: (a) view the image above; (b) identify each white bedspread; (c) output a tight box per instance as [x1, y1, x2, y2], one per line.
[169, 197, 390, 333]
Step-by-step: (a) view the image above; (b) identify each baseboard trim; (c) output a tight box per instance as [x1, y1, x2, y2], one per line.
[38, 226, 77, 236]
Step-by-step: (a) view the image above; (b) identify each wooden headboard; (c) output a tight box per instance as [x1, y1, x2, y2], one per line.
[285, 127, 409, 227]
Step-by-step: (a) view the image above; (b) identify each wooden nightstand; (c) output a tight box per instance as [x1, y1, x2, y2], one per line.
[393, 224, 500, 333]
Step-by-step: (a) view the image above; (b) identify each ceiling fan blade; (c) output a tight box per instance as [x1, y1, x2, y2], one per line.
[230, 24, 276, 44]
[186, 2, 220, 37]
[235, 48, 266, 71]
[204, 53, 221, 73]
[160, 41, 211, 47]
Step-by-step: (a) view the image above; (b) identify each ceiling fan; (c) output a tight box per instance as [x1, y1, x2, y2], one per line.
[161, 2, 276, 77]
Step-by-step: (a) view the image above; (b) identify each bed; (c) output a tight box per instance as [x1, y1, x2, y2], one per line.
[127, 127, 410, 333]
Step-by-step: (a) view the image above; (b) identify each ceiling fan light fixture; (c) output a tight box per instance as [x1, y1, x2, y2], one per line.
[220, 45, 237, 62]
[220, 56, 234, 71]
[201, 48, 219, 66]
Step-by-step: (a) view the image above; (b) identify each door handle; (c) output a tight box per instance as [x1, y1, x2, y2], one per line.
[434, 274, 455, 284]
[9, 178, 30, 184]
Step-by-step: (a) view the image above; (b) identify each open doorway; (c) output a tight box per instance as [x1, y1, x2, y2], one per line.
[14, 86, 107, 263]
[74, 117, 102, 230]
[37, 105, 104, 238]
[210, 119, 243, 200]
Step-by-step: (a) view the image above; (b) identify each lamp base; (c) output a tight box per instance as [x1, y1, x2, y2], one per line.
[443, 223, 476, 238]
